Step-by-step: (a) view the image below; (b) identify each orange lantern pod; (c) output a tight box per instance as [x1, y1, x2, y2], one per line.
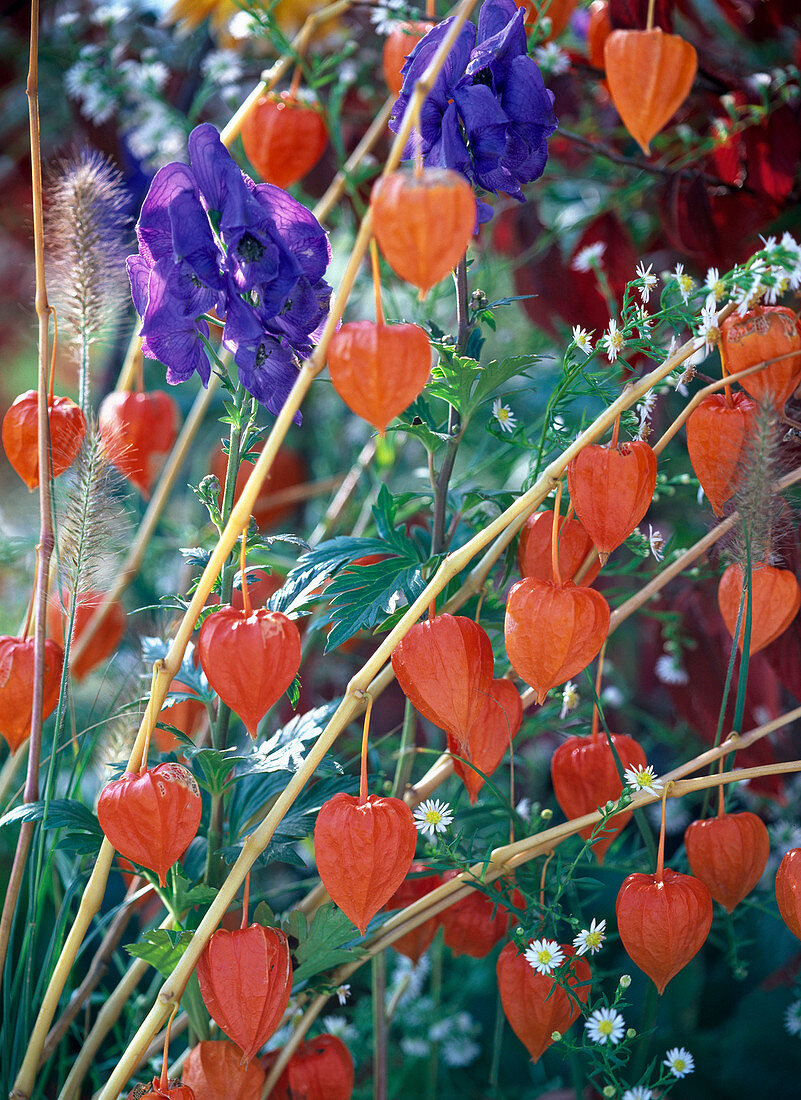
[586, 0, 612, 69]
[209, 444, 306, 531]
[46, 588, 127, 681]
[98, 390, 179, 497]
[566, 437, 657, 564]
[327, 321, 432, 432]
[384, 864, 443, 963]
[497, 941, 591, 1061]
[262, 1034, 355, 1100]
[517, 509, 600, 586]
[158, 679, 206, 752]
[685, 392, 756, 517]
[240, 91, 328, 190]
[182, 1040, 266, 1100]
[604, 28, 698, 155]
[448, 678, 523, 804]
[684, 811, 769, 913]
[550, 731, 647, 863]
[776, 847, 801, 941]
[719, 306, 801, 407]
[0, 636, 64, 752]
[197, 607, 302, 738]
[314, 792, 417, 935]
[382, 21, 434, 95]
[504, 578, 610, 704]
[391, 614, 495, 751]
[439, 873, 511, 958]
[717, 562, 801, 655]
[2, 390, 86, 490]
[128, 1080, 195, 1099]
[371, 169, 476, 295]
[231, 569, 284, 612]
[616, 867, 712, 993]
[197, 924, 293, 1063]
[96, 762, 202, 886]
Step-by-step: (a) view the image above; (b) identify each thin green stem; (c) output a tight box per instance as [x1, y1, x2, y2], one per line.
[372, 952, 388, 1100]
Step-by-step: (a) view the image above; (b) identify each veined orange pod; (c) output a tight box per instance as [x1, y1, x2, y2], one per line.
[717, 562, 801, 655]
[261, 1034, 355, 1100]
[517, 509, 600, 586]
[0, 635, 64, 752]
[240, 91, 328, 190]
[98, 390, 179, 497]
[128, 1080, 195, 1099]
[685, 392, 756, 517]
[776, 847, 801, 941]
[2, 390, 86, 490]
[719, 306, 801, 407]
[685, 811, 769, 912]
[604, 28, 697, 154]
[382, 21, 434, 95]
[448, 678, 523, 804]
[384, 864, 443, 963]
[586, 0, 612, 70]
[182, 1040, 266, 1100]
[47, 587, 127, 681]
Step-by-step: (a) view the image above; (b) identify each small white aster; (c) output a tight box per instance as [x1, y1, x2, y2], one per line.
[655, 652, 689, 686]
[572, 325, 594, 355]
[585, 1007, 625, 1046]
[413, 798, 453, 837]
[647, 524, 665, 561]
[560, 680, 579, 719]
[735, 258, 767, 313]
[634, 304, 653, 335]
[524, 938, 565, 975]
[765, 267, 790, 305]
[600, 318, 625, 363]
[572, 242, 606, 273]
[534, 41, 571, 76]
[492, 398, 517, 434]
[335, 983, 351, 1005]
[695, 300, 720, 354]
[636, 390, 657, 437]
[785, 999, 801, 1036]
[779, 231, 801, 289]
[369, 0, 405, 34]
[636, 262, 658, 303]
[663, 1046, 695, 1077]
[704, 266, 725, 305]
[573, 918, 606, 956]
[622, 1088, 653, 1100]
[671, 262, 695, 304]
[624, 764, 663, 794]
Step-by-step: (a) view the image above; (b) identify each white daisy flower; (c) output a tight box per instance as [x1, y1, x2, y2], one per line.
[647, 524, 665, 561]
[573, 918, 606, 956]
[704, 266, 725, 305]
[663, 1046, 695, 1077]
[622, 1088, 653, 1100]
[601, 318, 625, 363]
[369, 0, 405, 34]
[572, 325, 594, 355]
[560, 680, 579, 718]
[655, 652, 689, 686]
[585, 1007, 625, 1045]
[636, 262, 658, 303]
[492, 398, 517, 434]
[634, 304, 653, 335]
[624, 764, 663, 794]
[413, 798, 453, 837]
[524, 938, 565, 975]
[695, 300, 720, 354]
[671, 262, 695, 304]
[534, 41, 571, 76]
[785, 999, 801, 1036]
[572, 242, 606, 273]
[765, 267, 789, 305]
[335, 983, 351, 1005]
[735, 258, 767, 313]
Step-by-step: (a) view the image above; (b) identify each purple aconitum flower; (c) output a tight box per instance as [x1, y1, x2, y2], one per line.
[127, 123, 331, 416]
[389, 0, 558, 221]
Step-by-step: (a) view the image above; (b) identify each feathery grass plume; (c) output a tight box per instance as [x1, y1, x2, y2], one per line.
[47, 148, 130, 412]
[729, 398, 785, 568]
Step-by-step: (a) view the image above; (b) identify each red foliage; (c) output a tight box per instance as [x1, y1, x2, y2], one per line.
[2, 390, 86, 490]
[0, 636, 64, 752]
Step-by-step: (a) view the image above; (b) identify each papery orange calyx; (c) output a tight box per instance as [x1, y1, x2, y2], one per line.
[448, 678, 523, 804]
[0, 635, 64, 752]
[717, 562, 801, 655]
[98, 390, 179, 497]
[2, 390, 86, 491]
[684, 811, 769, 913]
[240, 91, 328, 190]
[260, 1034, 355, 1100]
[685, 392, 757, 517]
[182, 1040, 266, 1100]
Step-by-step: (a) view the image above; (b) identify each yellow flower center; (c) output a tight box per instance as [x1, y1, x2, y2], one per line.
[598, 1019, 614, 1036]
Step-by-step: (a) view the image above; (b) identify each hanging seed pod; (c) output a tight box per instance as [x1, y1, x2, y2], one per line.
[158, 679, 205, 752]
[449, 678, 523, 804]
[97, 763, 202, 886]
[0, 636, 64, 752]
[391, 614, 495, 750]
[197, 925, 293, 1063]
[517, 509, 600, 586]
[720, 306, 801, 407]
[47, 587, 127, 681]
[371, 169, 476, 295]
[128, 1080, 195, 1099]
[551, 731, 647, 863]
[209, 444, 307, 531]
[684, 811, 769, 912]
[717, 562, 801, 655]
[497, 941, 591, 1062]
[314, 793, 417, 934]
[240, 91, 328, 190]
[439, 873, 511, 958]
[98, 390, 179, 497]
[327, 321, 431, 432]
[685, 392, 757, 517]
[2, 390, 86, 490]
[775, 847, 801, 941]
[566, 438, 657, 563]
[586, 0, 612, 69]
[197, 607, 301, 738]
[384, 864, 443, 963]
[261, 1034, 355, 1100]
[616, 867, 713, 993]
[382, 21, 435, 95]
[504, 578, 610, 704]
[182, 1040, 266, 1100]
[604, 29, 698, 154]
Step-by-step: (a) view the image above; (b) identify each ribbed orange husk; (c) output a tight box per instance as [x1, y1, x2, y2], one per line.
[384, 863, 443, 962]
[586, 0, 612, 70]
[776, 847, 801, 941]
[127, 1078, 195, 1099]
[261, 1035, 355, 1100]
[517, 510, 600, 586]
[551, 732, 647, 863]
[0, 636, 64, 752]
[158, 679, 205, 751]
[197, 607, 301, 738]
[616, 868, 713, 994]
[439, 872, 511, 958]
[98, 390, 179, 497]
[685, 392, 757, 517]
[182, 1040, 265, 1100]
[97, 763, 202, 887]
[197, 926, 292, 1064]
[517, 0, 577, 38]
[327, 321, 432, 431]
[209, 444, 307, 531]
[47, 588, 127, 681]
[371, 169, 476, 294]
[448, 678, 523, 803]
[566, 439, 657, 562]
[314, 793, 417, 935]
[240, 91, 327, 189]
[504, 578, 610, 704]
[717, 562, 801, 655]
[382, 21, 434, 94]
[497, 942, 591, 1062]
[720, 306, 801, 407]
[2, 390, 86, 490]
[391, 613, 495, 749]
[604, 28, 698, 154]
[684, 811, 769, 912]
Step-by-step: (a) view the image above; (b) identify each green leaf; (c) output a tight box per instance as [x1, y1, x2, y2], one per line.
[281, 902, 363, 984]
[322, 558, 430, 651]
[0, 798, 102, 836]
[191, 747, 247, 796]
[125, 929, 194, 978]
